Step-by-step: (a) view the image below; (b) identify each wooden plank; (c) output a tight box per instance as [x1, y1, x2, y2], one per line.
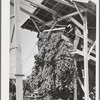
[61, 35, 96, 61]
[88, 41, 96, 54]
[10, 20, 15, 43]
[75, 28, 94, 44]
[76, 2, 96, 15]
[30, 18, 40, 32]
[43, 27, 65, 32]
[14, 0, 23, 100]
[70, 17, 84, 30]
[72, 0, 89, 3]
[73, 33, 80, 100]
[25, 0, 57, 15]
[45, 10, 84, 26]
[83, 10, 89, 100]
[47, 21, 57, 40]
[73, 2, 84, 22]
[77, 77, 91, 100]
[81, 45, 96, 55]
[54, 0, 75, 8]
[10, 1, 45, 23]
[71, 49, 96, 61]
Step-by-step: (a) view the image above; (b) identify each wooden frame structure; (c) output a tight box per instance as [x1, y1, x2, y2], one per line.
[10, 0, 97, 100]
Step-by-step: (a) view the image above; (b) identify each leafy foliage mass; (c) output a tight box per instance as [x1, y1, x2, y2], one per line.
[29, 31, 77, 99]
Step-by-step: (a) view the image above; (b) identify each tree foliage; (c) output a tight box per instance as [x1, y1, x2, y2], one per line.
[28, 31, 77, 100]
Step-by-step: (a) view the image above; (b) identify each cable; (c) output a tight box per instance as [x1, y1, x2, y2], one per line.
[10, 44, 37, 69]
[22, 51, 37, 66]
[23, 43, 36, 62]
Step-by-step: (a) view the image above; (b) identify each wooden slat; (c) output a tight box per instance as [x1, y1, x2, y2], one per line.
[10, 19, 15, 43]
[25, 0, 57, 15]
[77, 77, 91, 100]
[14, 0, 23, 100]
[71, 49, 96, 61]
[43, 27, 94, 45]
[30, 18, 40, 32]
[88, 41, 96, 54]
[70, 17, 84, 30]
[73, 2, 84, 22]
[54, 0, 75, 8]
[45, 10, 84, 26]
[83, 11, 89, 100]
[10, 1, 45, 23]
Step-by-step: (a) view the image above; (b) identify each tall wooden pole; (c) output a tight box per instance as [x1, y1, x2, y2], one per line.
[14, 0, 23, 100]
[84, 10, 89, 100]
[74, 60, 77, 100]
[73, 28, 81, 100]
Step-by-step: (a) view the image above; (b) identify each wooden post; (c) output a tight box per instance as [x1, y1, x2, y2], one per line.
[14, 0, 23, 100]
[73, 28, 81, 100]
[83, 10, 89, 100]
[74, 60, 77, 100]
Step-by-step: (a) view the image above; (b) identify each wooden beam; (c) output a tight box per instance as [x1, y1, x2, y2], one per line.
[30, 18, 40, 32]
[43, 27, 94, 45]
[81, 45, 96, 55]
[43, 27, 65, 32]
[61, 35, 95, 61]
[83, 10, 89, 100]
[45, 10, 84, 26]
[72, 0, 89, 3]
[70, 17, 84, 30]
[47, 21, 57, 40]
[10, 20, 15, 43]
[60, 30, 94, 45]
[14, 0, 23, 100]
[10, 1, 45, 23]
[64, 0, 95, 15]
[73, 33, 80, 100]
[75, 28, 94, 44]
[71, 49, 96, 61]
[88, 41, 96, 54]
[73, 2, 84, 22]
[25, 0, 57, 15]
[74, 62, 77, 100]
[54, 0, 75, 8]
[77, 77, 85, 91]
[77, 77, 91, 100]
[76, 2, 96, 16]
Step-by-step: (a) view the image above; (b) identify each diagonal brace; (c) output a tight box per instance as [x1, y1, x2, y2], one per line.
[47, 20, 57, 40]
[88, 41, 96, 55]
[73, 2, 84, 22]
[77, 77, 91, 100]
[10, 23, 15, 43]
[30, 18, 41, 33]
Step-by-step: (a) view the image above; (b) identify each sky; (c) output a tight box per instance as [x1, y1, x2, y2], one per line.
[10, 0, 97, 79]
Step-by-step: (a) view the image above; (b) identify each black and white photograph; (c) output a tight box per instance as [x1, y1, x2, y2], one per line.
[1, 0, 99, 100]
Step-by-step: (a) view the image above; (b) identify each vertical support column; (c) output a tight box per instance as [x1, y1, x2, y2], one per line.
[96, 1, 99, 99]
[73, 28, 81, 100]
[74, 59, 77, 100]
[83, 10, 89, 100]
[14, 0, 23, 100]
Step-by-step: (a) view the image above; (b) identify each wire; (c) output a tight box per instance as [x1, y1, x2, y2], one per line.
[10, 44, 37, 69]
[22, 51, 37, 66]
[23, 43, 36, 62]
